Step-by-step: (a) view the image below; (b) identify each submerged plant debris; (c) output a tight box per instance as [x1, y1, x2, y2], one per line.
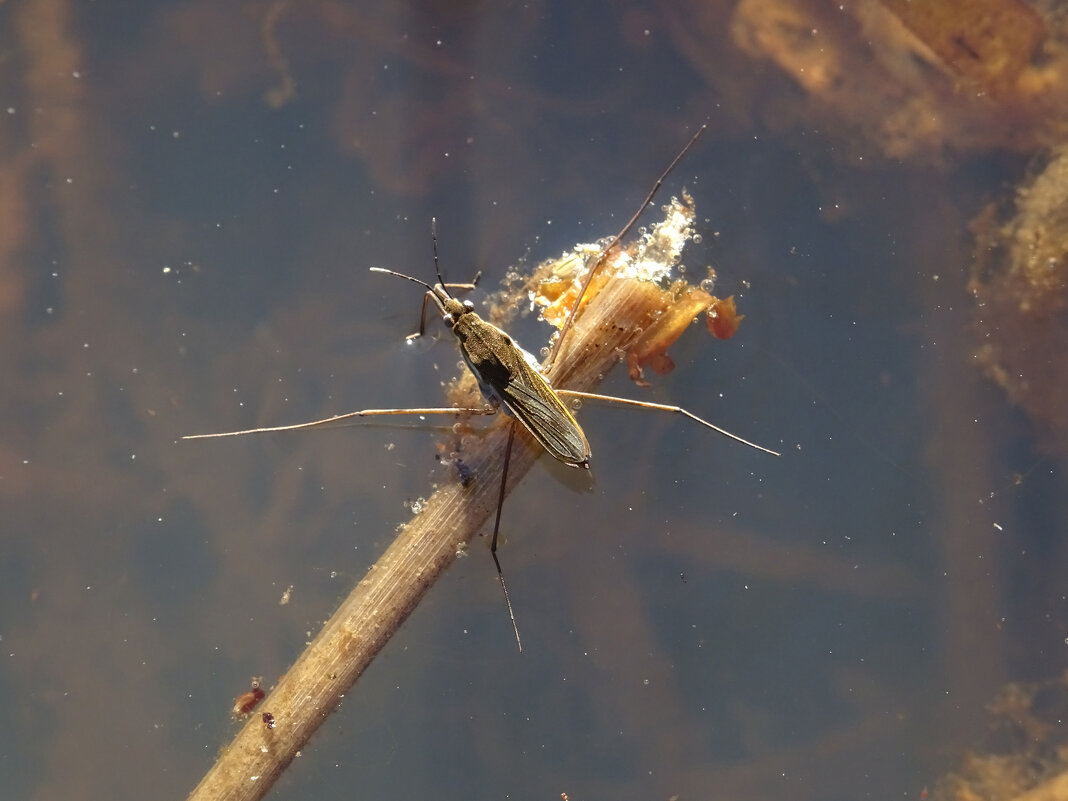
[970, 144, 1068, 453]
[930, 669, 1068, 801]
[726, 0, 1068, 160]
[446, 193, 745, 412]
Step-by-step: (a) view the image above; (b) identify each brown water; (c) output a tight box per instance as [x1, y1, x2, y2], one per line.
[2, 3, 1065, 801]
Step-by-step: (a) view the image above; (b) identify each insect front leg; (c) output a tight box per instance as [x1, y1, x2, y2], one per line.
[405, 275, 483, 341]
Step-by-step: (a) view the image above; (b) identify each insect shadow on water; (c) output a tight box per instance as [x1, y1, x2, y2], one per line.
[184, 124, 779, 651]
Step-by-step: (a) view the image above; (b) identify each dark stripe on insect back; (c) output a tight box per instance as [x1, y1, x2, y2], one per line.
[499, 372, 590, 466]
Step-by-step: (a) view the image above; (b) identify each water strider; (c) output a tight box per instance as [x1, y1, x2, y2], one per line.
[184, 125, 779, 650]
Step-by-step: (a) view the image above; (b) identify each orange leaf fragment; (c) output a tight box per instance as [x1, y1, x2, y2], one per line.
[706, 295, 744, 340]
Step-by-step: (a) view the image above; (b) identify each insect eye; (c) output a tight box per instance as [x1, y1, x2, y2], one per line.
[442, 313, 456, 327]
[462, 300, 475, 311]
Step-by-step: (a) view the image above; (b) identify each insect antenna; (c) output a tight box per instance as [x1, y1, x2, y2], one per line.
[430, 216, 452, 297]
[369, 217, 454, 297]
[368, 266, 436, 292]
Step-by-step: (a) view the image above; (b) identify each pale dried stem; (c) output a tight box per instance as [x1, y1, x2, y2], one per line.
[185, 275, 681, 801]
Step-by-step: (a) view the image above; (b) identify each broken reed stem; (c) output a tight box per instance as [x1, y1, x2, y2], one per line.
[185, 274, 682, 801]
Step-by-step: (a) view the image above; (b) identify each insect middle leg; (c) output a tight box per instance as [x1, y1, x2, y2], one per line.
[182, 405, 497, 439]
[555, 390, 781, 456]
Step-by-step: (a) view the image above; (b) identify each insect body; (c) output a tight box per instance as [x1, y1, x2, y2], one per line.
[369, 266, 591, 468]
[232, 682, 265, 719]
[371, 234, 600, 649]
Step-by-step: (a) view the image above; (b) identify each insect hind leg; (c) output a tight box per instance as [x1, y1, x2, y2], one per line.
[490, 422, 523, 652]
